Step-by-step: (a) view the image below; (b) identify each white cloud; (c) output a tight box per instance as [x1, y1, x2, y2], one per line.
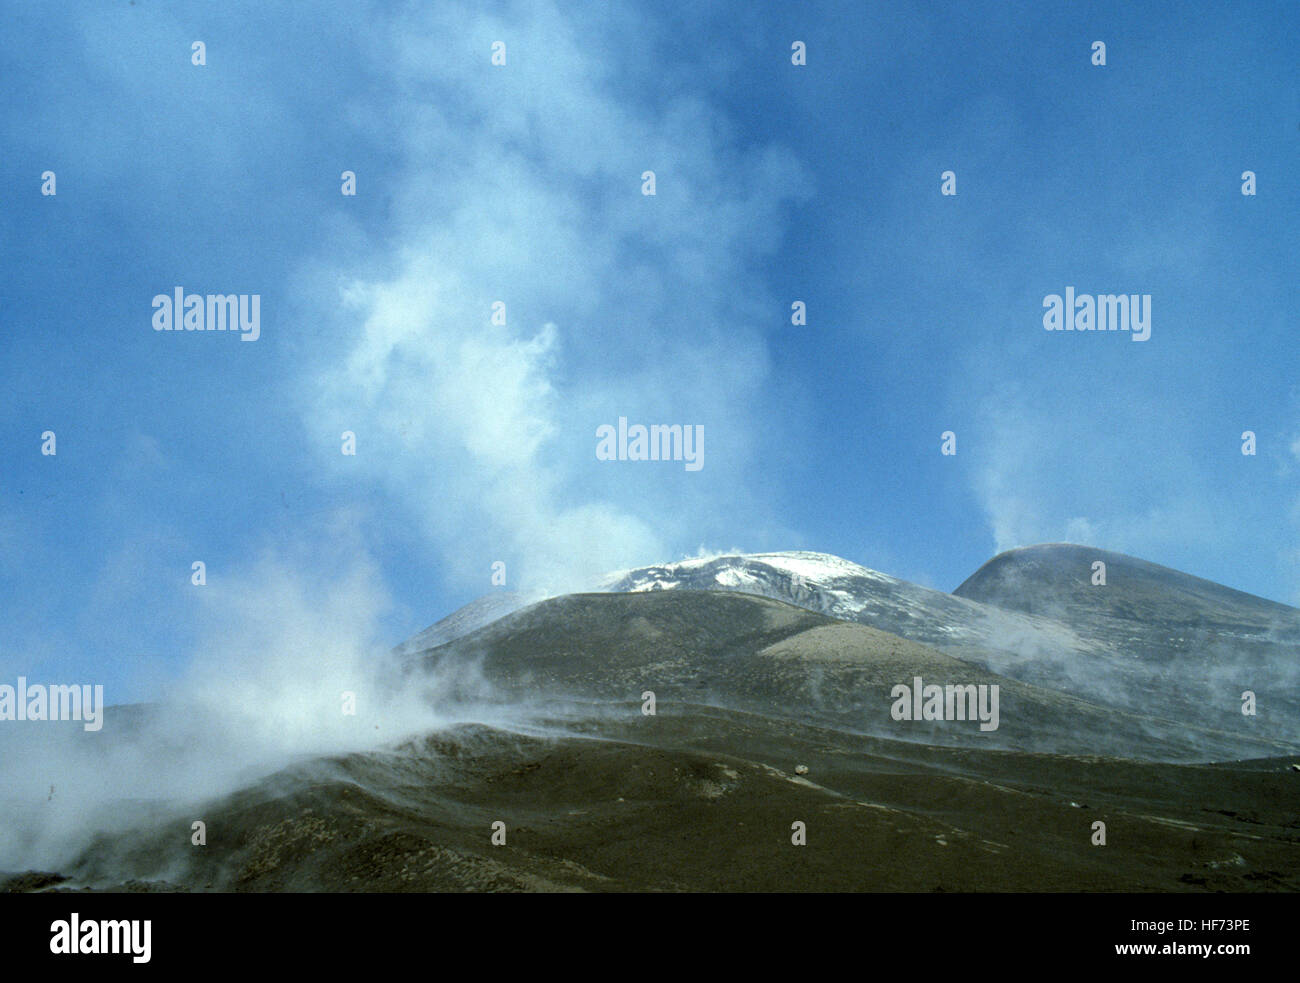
[298, 0, 810, 595]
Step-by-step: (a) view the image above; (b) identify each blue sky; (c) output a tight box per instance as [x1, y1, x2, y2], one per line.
[2, 0, 1297, 704]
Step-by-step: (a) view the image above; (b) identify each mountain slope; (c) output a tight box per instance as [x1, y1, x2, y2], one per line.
[403, 590, 1294, 761]
[8, 585, 1299, 893]
[600, 549, 1300, 749]
[955, 543, 1300, 646]
[392, 591, 529, 657]
[23, 715, 1298, 893]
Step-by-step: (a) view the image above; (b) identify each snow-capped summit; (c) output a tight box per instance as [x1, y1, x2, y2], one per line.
[605, 549, 896, 596]
[603, 549, 1057, 656]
